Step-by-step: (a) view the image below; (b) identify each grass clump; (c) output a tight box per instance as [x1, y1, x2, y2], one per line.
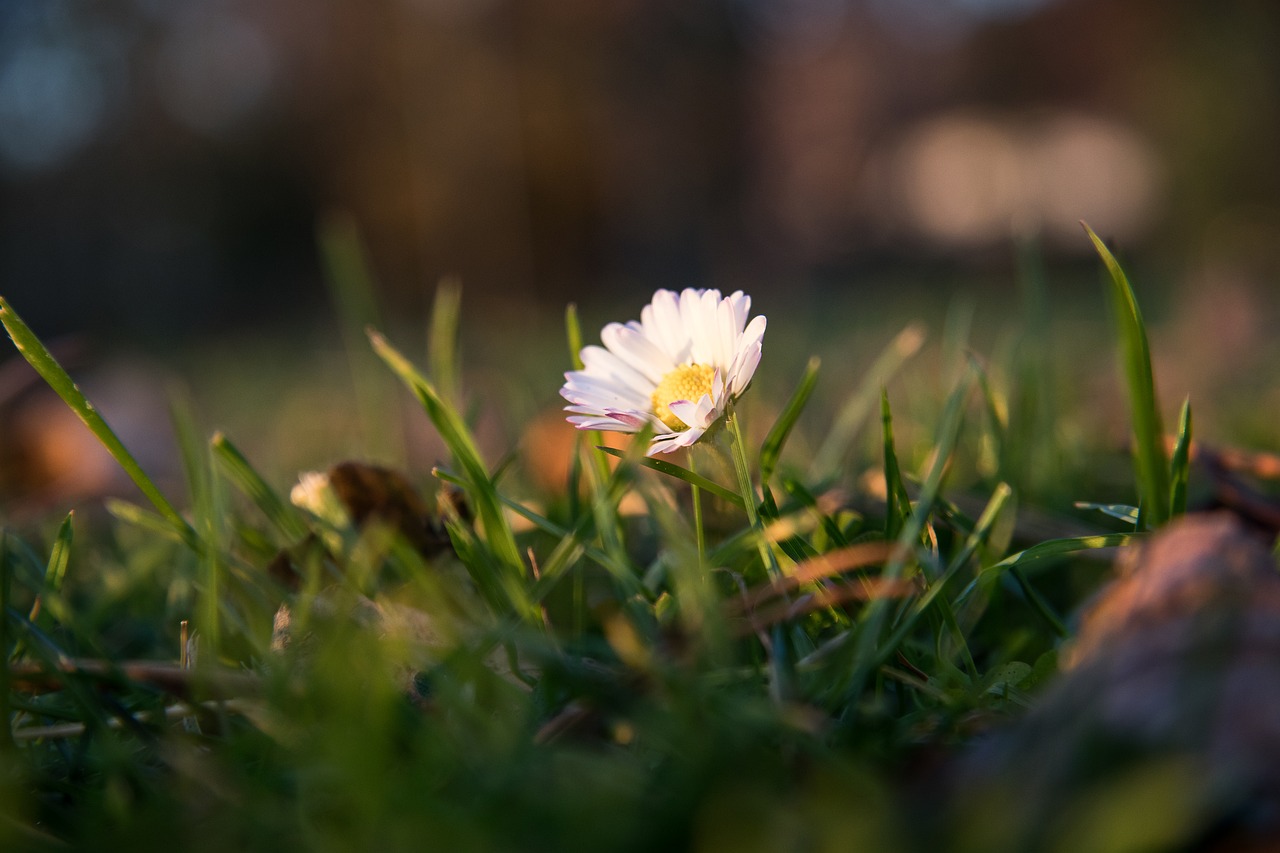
[0, 230, 1243, 851]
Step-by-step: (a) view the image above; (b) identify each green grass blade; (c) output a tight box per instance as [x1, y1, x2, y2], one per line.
[811, 322, 926, 476]
[104, 499, 188, 545]
[565, 303, 585, 370]
[780, 477, 850, 549]
[0, 296, 197, 549]
[198, 441, 225, 661]
[964, 533, 1137, 600]
[43, 512, 74, 597]
[1010, 566, 1067, 638]
[1074, 502, 1140, 526]
[880, 389, 913, 540]
[211, 432, 310, 542]
[369, 330, 526, 577]
[1083, 223, 1169, 529]
[1169, 397, 1193, 518]
[595, 446, 744, 509]
[759, 356, 819, 486]
[836, 369, 975, 704]
[428, 278, 463, 407]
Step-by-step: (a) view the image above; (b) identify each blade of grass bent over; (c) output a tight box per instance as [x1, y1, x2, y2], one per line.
[1083, 223, 1169, 529]
[959, 532, 1138, 604]
[596, 446, 744, 509]
[0, 297, 197, 549]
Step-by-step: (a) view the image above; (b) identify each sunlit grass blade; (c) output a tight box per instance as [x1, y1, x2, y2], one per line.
[960, 533, 1137, 605]
[565, 303, 585, 370]
[0, 296, 197, 549]
[759, 356, 819, 486]
[211, 432, 310, 542]
[369, 330, 525, 578]
[428, 278, 463, 406]
[1083, 222, 1169, 530]
[595, 446, 745, 509]
[811, 322, 926, 476]
[1169, 397, 1193, 518]
[104, 499, 188, 545]
[1074, 502, 1140, 526]
[43, 513, 73, 599]
[22, 512, 75, 634]
[434, 463, 640, 599]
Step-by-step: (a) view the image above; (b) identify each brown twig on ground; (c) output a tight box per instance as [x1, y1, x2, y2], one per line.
[7, 659, 260, 700]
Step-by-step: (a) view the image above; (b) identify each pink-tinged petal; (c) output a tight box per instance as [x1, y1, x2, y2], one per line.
[666, 399, 704, 431]
[712, 368, 726, 399]
[647, 426, 706, 455]
[567, 416, 639, 433]
[603, 410, 651, 428]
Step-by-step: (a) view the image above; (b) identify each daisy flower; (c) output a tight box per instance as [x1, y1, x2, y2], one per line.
[561, 288, 766, 455]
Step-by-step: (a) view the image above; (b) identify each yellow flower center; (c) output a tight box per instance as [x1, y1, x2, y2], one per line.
[651, 363, 715, 430]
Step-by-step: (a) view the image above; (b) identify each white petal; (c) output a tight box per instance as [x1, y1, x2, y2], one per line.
[647, 289, 690, 362]
[716, 296, 740, 369]
[601, 322, 673, 384]
[580, 346, 655, 399]
[739, 314, 767, 350]
[726, 291, 750, 333]
[728, 342, 762, 397]
[677, 289, 706, 363]
[561, 374, 648, 410]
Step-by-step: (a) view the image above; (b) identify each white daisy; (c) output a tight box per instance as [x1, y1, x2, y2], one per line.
[561, 288, 766, 455]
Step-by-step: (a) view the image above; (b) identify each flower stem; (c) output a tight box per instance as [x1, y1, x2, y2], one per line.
[726, 406, 795, 702]
[688, 456, 706, 571]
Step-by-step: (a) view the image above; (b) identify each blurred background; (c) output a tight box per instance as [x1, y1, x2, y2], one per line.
[2, 0, 1279, 511]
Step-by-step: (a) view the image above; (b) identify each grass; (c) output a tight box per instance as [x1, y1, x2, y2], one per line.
[0, 231, 1268, 851]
